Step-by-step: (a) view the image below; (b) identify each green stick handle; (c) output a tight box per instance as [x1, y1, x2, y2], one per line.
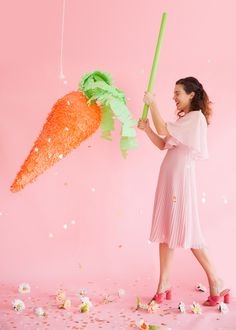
[142, 12, 167, 120]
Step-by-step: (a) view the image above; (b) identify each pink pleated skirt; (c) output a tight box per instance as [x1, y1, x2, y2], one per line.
[149, 143, 206, 249]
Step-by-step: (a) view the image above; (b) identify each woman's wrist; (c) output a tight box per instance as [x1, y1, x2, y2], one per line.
[145, 125, 151, 134]
[149, 100, 157, 110]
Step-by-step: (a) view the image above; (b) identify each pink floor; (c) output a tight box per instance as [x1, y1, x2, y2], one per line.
[0, 277, 235, 330]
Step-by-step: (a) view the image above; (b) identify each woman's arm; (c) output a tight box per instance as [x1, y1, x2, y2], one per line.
[145, 126, 165, 150]
[143, 92, 169, 136]
[149, 102, 169, 136]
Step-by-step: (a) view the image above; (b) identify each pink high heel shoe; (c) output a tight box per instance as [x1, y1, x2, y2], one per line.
[203, 289, 230, 306]
[149, 288, 172, 304]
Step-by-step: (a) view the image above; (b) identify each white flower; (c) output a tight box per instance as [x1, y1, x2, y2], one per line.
[79, 296, 93, 312]
[77, 288, 87, 297]
[80, 296, 92, 306]
[118, 288, 125, 297]
[147, 301, 160, 313]
[35, 307, 46, 317]
[139, 303, 149, 310]
[195, 283, 207, 292]
[218, 302, 229, 314]
[178, 301, 186, 313]
[190, 301, 202, 314]
[63, 299, 71, 310]
[12, 299, 25, 312]
[135, 319, 149, 328]
[18, 283, 31, 294]
[136, 296, 149, 311]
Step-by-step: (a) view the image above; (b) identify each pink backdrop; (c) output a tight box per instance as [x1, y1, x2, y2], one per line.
[1, 0, 235, 299]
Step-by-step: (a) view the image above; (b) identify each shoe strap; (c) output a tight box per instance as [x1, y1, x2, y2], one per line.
[207, 295, 220, 303]
[156, 292, 165, 297]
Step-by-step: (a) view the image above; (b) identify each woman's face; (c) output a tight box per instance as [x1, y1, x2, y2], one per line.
[173, 84, 195, 113]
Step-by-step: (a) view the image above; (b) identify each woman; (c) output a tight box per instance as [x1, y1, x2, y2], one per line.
[137, 77, 230, 306]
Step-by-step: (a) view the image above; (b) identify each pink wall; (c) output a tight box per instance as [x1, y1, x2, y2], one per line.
[0, 0, 235, 293]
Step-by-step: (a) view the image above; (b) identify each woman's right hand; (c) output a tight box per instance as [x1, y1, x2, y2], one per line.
[137, 118, 150, 132]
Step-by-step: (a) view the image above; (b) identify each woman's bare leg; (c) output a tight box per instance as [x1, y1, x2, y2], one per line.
[191, 247, 222, 296]
[156, 243, 174, 292]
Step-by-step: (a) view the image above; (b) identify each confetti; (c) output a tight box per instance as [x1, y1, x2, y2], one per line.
[100, 294, 115, 304]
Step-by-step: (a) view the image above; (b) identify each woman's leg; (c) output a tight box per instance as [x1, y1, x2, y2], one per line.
[156, 243, 174, 293]
[191, 247, 222, 296]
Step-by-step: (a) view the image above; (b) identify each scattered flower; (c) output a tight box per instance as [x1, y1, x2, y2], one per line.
[191, 301, 202, 314]
[56, 289, 66, 307]
[135, 297, 148, 310]
[139, 303, 149, 310]
[12, 299, 25, 312]
[35, 307, 47, 317]
[63, 299, 71, 310]
[18, 283, 31, 294]
[147, 300, 160, 313]
[80, 304, 89, 313]
[77, 288, 87, 298]
[81, 296, 92, 305]
[135, 319, 159, 330]
[135, 319, 149, 329]
[118, 288, 125, 297]
[218, 302, 229, 313]
[79, 296, 93, 313]
[55, 289, 71, 309]
[178, 301, 186, 313]
[196, 283, 207, 292]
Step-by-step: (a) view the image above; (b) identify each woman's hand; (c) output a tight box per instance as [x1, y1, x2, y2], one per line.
[137, 118, 150, 133]
[143, 91, 156, 106]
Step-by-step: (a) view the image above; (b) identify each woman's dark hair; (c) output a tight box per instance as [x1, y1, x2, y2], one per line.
[176, 77, 212, 125]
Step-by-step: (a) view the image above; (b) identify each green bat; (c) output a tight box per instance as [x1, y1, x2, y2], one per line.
[142, 12, 167, 120]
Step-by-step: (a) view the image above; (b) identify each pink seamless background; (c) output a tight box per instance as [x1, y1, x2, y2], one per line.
[0, 0, 235, 296]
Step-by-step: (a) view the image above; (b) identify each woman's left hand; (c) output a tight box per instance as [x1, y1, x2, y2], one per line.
[143, 91, 156, 106]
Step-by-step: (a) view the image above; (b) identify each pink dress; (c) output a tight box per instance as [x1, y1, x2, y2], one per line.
[149, 110, 209, 249]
